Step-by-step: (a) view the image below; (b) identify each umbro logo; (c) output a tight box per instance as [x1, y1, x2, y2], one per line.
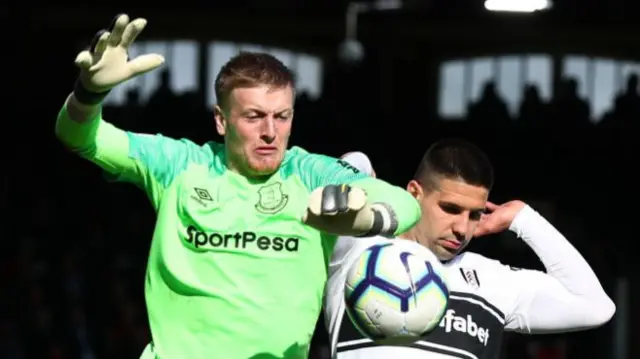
[194, 188, 213, 201]
[191, 187, 214, 207]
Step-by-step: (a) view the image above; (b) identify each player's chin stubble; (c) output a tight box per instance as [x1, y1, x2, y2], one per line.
[434, 242, 460, 261]
[250, 157, 281, 174]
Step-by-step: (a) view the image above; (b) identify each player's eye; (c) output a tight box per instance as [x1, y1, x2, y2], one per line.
[245, 114, 263, 120]
[440, 203, 462, 214]
[276, 111, 293, 120]
[469, 211, 482, 221]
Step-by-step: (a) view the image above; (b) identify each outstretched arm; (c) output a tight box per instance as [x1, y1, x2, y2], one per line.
[56, 95, 207, 209]
[55, 14, 191, 209]
[57, 94, 142, 178]
[502, 205, 615, 333]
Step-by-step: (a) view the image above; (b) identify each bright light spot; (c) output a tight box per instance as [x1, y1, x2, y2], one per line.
[484, 0, 552, 12]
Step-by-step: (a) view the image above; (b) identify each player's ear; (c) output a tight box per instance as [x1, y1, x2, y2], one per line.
[406, 180, 423, 201]
[214, 105, 226, 136]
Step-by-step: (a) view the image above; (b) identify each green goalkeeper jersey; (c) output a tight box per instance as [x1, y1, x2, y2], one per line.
[56, 105, 420, 359]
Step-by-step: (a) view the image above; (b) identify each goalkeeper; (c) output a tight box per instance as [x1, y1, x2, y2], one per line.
[55, 14, 421, 359]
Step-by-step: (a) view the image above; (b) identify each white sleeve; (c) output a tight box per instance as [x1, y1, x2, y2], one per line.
[324, 236, 371, 343]
[503, 205, 616, 334]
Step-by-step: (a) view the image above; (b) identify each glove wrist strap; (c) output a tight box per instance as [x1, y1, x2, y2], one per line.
[361, 203, 398, 238]
[73, 79, 111, 105]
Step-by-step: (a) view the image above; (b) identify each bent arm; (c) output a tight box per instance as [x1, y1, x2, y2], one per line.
[297, 149, 420, 237]
[339, 151, 419, 235]
[505, 206, 616, 333]
[349, 177, 420, 236]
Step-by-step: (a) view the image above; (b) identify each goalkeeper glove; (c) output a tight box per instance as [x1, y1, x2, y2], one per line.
[302, 185, 398, 237]
[73, 14, 165, 105]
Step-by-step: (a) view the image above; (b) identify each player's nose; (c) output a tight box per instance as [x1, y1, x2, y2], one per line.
[451, 215, 469, 236]
[260, 118, 276, 143]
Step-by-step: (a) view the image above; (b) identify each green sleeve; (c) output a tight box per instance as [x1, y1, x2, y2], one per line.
[296, 150, 421, 236]
[55, 104, 212, 209]
[349, 177, 420, 235]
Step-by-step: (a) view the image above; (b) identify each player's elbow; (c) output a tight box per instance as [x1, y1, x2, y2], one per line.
[55, 124, 93, 157]
[55, 112, 76, 148]
[55, 110, 100, 158]
[55, 121, 74, 150]
[594, 296, 616, 326]
[585, 295, 616, 328]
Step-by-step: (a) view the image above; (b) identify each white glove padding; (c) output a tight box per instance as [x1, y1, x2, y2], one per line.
[74, 14, 165, 103]
[302, 185, 398, 237]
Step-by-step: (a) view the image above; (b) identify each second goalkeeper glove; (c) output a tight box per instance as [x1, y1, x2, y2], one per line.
[302, 185, 398, 237]
[73, 14, 165, 105]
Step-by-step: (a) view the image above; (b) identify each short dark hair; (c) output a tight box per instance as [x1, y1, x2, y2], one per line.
[215, 52, 295, 111]
[413, 138, 494, 190]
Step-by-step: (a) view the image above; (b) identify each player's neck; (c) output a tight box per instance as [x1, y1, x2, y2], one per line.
[398, 228, 419, 243]
[229, 166, 272, 184]
[223, 148, 272, 183]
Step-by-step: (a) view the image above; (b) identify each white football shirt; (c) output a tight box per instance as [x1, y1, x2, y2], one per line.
[324, 205, 615, 359]
[325, 152, 614, 359]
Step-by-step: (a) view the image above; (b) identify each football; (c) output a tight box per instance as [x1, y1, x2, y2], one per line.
[344, 241, 449, 343]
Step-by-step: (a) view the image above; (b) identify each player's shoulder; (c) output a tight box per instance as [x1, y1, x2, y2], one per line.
[453, 251, 514, 276]
[332, 235, 391, 263]
[160, 138, 218, 170]
[142, 138, 223, 181]
[125, 133, 219, 179]
[331, 237, 428, 272]
[280, 146, 368, 190]
[281, 146, 336, 168]
[285, 145, 311, 158]
[135, 134, 219, 162]
[451, 251, 543, 316]
[278, 146, 314, 184]
[449, 252, 525, 310]
[200, 140, 224, 160]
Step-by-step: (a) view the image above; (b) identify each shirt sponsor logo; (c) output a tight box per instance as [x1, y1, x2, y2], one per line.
[185, 226, 300, 252]
[337, 159, 361, 174]
[439, 309, 490, 346]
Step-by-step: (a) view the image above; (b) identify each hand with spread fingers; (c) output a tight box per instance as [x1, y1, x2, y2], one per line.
[302, 184, 398, 237]
[55, 15, 423, 357]
[73, 14, 165, 105]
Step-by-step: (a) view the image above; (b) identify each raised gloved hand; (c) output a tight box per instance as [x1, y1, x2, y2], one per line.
[73, 14, 165, 105]
[302, 185, 398, 237]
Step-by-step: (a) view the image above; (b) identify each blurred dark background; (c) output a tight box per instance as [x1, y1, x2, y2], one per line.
[3, 1, 637, 358]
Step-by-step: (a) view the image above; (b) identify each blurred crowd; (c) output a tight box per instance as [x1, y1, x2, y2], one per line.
[0, 68, 634, 359]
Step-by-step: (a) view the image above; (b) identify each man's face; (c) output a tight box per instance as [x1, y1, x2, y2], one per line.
[215, 85, 294, 176]
[407, 177, 489, 261]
